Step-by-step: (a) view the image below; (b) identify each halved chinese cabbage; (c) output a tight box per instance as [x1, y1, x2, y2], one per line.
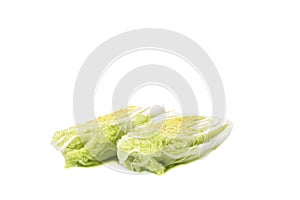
[52, 106, 165, 168]
[117, 115, 232, 175]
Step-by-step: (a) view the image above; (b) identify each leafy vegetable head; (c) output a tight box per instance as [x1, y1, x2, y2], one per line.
[52, 106, 166, 168]
[117, 115, 232, 175]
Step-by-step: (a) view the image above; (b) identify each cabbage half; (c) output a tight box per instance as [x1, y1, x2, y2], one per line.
[52, 106, 165, 168]
[117, 115, 232, 175]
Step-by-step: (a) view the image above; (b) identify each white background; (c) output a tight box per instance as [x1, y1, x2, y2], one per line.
[0, 1, 299, 199]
